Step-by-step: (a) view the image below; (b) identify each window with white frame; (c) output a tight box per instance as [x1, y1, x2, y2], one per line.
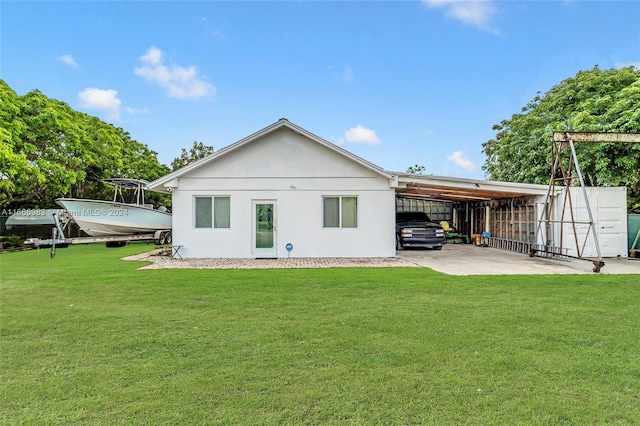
[323, 196, 357, 228]
[195, 196, 230, 228]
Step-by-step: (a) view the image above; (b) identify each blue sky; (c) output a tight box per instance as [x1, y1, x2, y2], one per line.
[2, 1, 639, 179]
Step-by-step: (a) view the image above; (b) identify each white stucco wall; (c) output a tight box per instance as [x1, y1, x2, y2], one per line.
[170, 127, 396, 258]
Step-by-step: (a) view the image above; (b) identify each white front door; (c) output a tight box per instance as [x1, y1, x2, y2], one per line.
[252, 200, 277, 257]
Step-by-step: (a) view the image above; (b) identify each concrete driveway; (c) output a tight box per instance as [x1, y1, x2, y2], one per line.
[397, 244, 640, 275]
[126, 246, 639, 275]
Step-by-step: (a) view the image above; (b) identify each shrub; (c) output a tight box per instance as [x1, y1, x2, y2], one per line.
[0, 236, 24, 249]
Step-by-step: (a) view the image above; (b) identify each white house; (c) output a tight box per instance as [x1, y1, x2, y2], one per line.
[148, 119, 630, 260]
[147, 119, 398, 258]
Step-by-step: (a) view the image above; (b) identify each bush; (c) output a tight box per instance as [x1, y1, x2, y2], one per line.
[0, 236, 25, 249]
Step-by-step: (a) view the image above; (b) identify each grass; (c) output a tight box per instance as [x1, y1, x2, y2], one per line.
[1, 244, 640, 425]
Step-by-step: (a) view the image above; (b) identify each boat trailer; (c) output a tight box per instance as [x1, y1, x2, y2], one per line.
[25, 212, 172, 258]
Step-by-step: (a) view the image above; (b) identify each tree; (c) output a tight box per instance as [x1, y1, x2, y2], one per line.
[1, 87, 89, 208]
[482, 67, 640, 211]
[406, 164, 426, 174]
[0, 79, 170, 209]
[171, 141, 214, 171]
[0, 81, 29, 205]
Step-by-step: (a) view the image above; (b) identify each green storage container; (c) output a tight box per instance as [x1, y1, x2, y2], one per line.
[629, 214, 640, 250]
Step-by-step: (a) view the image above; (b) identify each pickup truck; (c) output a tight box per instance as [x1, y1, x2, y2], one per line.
[396, 211, 445, 250]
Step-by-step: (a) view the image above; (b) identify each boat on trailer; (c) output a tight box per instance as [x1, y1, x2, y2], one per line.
[56, 178, 172, 238]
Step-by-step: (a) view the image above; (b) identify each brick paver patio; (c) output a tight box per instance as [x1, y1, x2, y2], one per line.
[124, 249, 418, 270]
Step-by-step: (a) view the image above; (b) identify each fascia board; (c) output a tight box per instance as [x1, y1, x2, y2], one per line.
[393, 172, 551, 196]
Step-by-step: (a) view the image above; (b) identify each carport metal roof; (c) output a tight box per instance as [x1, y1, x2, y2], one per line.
[392, 172, 552, 202]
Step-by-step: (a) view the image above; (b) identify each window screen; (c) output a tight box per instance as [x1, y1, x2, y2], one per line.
[195, 197, 212, 228]
[195, 196, 230, 228]
[323, 196, 357, 228]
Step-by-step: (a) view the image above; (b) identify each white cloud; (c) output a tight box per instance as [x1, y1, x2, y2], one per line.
[329, 64, 354, 83]
[77, 88, 121, 121]
[139, 46, 163, 66]
[447, 150, 476, 172]
[210, 29, 227, 42]
[58, 54, 78, 67]
[344, 125, 381, 145]
[423, 0, 498, 34]
[125, 107, 150, 115]
[134, 46, 215, 100]
[614, 61, 640, 70]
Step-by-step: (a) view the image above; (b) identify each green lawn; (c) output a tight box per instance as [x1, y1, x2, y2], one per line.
[2, 244, 639, 425]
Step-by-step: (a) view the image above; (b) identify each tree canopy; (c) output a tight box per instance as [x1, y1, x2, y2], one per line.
[0, 79, 170, 209]
[406, 164, 426, 174]
[171, 141, 214, 171]
[482, 67, 640, 211]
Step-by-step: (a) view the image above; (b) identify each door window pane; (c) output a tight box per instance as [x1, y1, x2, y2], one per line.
[256, 204, 274, 248]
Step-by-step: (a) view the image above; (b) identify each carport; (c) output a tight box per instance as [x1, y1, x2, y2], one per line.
[393, 132, 638, 263]
[392, 172, 629, 262]
[393, 173, 552, 253]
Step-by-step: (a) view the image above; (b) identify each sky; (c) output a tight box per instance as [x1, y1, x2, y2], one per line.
[1, 1, 639, 179]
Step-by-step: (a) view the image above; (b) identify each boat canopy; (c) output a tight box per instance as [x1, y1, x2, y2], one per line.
[103, 178, 150, 189]
[103, 178, 151, 205]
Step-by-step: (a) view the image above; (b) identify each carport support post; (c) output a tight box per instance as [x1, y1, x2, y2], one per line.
[485, 205, 490, 234]
[465, 204, 469, 234]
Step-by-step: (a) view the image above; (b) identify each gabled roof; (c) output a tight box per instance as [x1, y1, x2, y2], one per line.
[147, 118, 395, 192]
